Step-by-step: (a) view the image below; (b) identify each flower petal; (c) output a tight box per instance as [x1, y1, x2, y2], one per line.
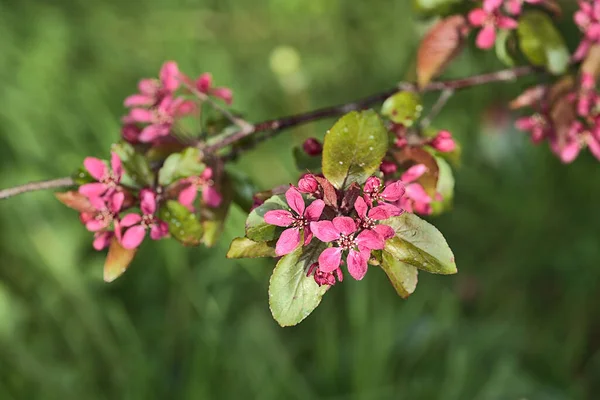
[160, 61, 180, 92]
[202, 186, 222, 208]
[83, 157, 107, 180]
[121, 225, 146, 249]
[211, 87, 233, 105]
[368, 204, 397, 220]
[128, 108, 155, 123]
[86, 218, 108, 232]
[304, 199, 325, 221]
[285, 186, 305, 215]
[79, 182, 107, 198]
[110, 192, 125, 213]
[178, 183, 198, 207]
[275, 228, 302, 256]
[476, 25, 497, 50]
[373, 224, 395, 240]
[124, 94, 154, 107]
[347, 249, 369, 280]
[318, 247, 343, 273]
[332, 216, 357, 236]
[150, 221, 169, 240]
[381, 180, 405, 202]
[120, 213, 142, 227]
[401, 164, 427, 183]
[468, 9, 487, 26]
[140, 190, 157, 214]
[355, 229, 385, 250]
[405, 183, 432, 204]
[139, 124, 170, 142]
[310, 221, 340, 242]
[264, 210, 294, 227]
[354, 196, 368, 219]
[93, 231, 113, 251]
[196, 73, 212, 93]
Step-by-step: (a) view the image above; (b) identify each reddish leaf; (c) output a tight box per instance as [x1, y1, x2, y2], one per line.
[417, 15, 469, 88]
[340, 183, 361, 214]
[392, 147, 440, 197]
[104, 237, 137, 283]
[55, 191, 95, 213]
[314, 176, 338, 209]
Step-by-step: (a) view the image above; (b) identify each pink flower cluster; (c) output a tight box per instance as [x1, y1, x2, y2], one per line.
[264, 175, 405, 285]
[468, 0, 541, 49]
[574, 0, 600, 60]
[77, 152, 169, 250]
[393, 125, 456, 154]
[122, 62, 233, 143]
[515, 74, 600, 163]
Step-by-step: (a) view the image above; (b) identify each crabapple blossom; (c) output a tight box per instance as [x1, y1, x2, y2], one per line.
[118, 189, 169, 250]
[468, 2, 518, 49]
[398, 164, 434, 215]
[195, 73, 233, 105]
[178, 168, 223, 210]
[125, 96, 196, 142]
[79, 152, 123, 200]
[307, 262, 343, 286]
[123, 61, 180, 107]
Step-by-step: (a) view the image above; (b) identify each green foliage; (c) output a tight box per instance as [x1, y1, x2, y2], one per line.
[245, 194, 288, 241]
[381, 92, 423, 126]
[380, 250, 418, 298]
[495, 29, 517, 67]
[111, 142, 154, 187]
[157, 148, 205, 186]
[383, 213, 457, 275]
[158, 200, 204, 246]
[517, 11, 570, 75]
[227, 237, 277, 258]
[292, 146, 321, 172]
[268, 242, 328, 326]
[431, 156, 455, 214]
[322, 110, 388, 189]
[412, 0, 463, 16]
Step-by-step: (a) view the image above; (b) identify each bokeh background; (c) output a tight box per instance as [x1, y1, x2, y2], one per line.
[1, 1, 599, 399]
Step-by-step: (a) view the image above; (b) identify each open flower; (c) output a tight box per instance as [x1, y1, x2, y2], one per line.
[178, 168, 223, 210]
[363, 177, 405, 209]
[264, 187, 325, 256]
[310, 216, 384, 280]
[79, 152, 123, 200]
[195, 73, 233, 105]
[550, 121, 600, 163]
[468, 3, 518, 49]
[126, 96, 196, 142]
[124, 61, 180, 107]
[573, 1, 600, 60]
[354, 196, 398, 241]
[80, 193, 124, 233]
[118, 189, 169, 249]
[515, 113, 553, 143]
[398, 165, 434, 215]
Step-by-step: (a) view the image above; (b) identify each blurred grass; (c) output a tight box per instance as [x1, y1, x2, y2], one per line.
[1, 1, 599, 399]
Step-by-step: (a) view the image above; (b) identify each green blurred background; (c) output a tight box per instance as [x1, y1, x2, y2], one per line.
[1, 1, 599, 399]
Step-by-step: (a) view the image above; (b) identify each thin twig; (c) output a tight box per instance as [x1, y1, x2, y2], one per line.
[0, 177, 74, 200]
[420, 89, 454, 129]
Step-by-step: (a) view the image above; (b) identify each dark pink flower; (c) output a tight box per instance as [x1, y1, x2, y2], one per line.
[307, 262, 343, 286]
[551, 121, 600, 163]
[573, 1, 600, 60]
[515, 113, 552, 143]
[398, 165, 433, 215]
[297, 174, 319, 194]
[118, 189, 169, 249]
[380, 160, 398, 176]
[468, 4, 518, 49]
[363, 177, 405, 208]
[80, 193, 124, 232]
[79, 152, 123, 200]
[124, 61, 180, 107]
[264, 187, 325, 256]
[302, 138, 323, 156]
[354, 196, 398, 241]
[92, 231, 114, 251]
[178, 168, 222, 210]
[504, 0, 542, 15]
[127, 96, 196, 142]
[196, 73, 233, 105]
[429, 130, 456, 152]
[310, 216, 384, 280]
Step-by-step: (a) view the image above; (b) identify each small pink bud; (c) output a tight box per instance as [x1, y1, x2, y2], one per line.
[302, 138, 323, 156]
[298, 174, 319, 193]
[380, 160, 398, 175]
[430, 130, 456, 152]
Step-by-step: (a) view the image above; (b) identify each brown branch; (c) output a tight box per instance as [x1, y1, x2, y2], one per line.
[0, 65, 538, 199]
[209, 65, 537, 156]
[0, 177, 74, 200]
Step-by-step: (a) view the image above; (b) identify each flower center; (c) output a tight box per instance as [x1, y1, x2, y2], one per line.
[153, 108, 174, 125]
[141, 213, 156, 229]
[336, 233, 356, 250]
[291, 215, 307, 228]
[101, 170, 119, 187]
[360, 216, 375, 230]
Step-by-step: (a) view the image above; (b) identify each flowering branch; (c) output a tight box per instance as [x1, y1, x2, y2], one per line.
[0, 177, 75, 200]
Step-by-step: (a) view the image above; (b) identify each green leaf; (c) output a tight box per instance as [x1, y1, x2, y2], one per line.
[383, 213, 457, 275]
[495, 29, 516, 67]
[227, 237, 277, 258]
[269, 242, 329, 327]
[381, 92, 423, 127]
[112, 142, 155, 187]
[72, 166, 94, 185]
[517, 11, 570, 75]
[322, 110, 388, 189]
[431, 156, 455, 215]
[104, 237, 137, 283]
[381, 250, 418, 298]
[412, 0, 463, 16]
[158, 147, 205, 186]
[293, 146, 321, 172]
[158, 200, 204, 246]
[245, 194, 289, 242]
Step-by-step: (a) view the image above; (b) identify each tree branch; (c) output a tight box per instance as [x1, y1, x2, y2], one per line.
[0, 65, 538, 199]
[0, 177, 74, 200]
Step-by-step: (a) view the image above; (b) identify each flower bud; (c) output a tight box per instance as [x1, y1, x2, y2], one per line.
[430, 130, 456, 152]
[302, 138, 323, 156]
[298, 174, 318, 193]
[379, 160, 397, 175]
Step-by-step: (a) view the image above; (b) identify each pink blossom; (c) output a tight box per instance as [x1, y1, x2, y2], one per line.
[79, 152, 123, 200]
[302, 138, 323, 156]
[80, 193, 124, 232]
[178, 168, 222, 210]
[307, 262, 343, 286]
[573, 1, 600, 60]
[398, 165, 434, 215]
[310, 216, 384, 280]
[127, 96, 196, 142]
[576, 73, 598, 117]
[195, 73, 233, 105]
[515, 113, 552, 143]
[379, 160, 398, 176]
[551, 121, 600, 163]
[363, 177, 405, 209]
[124, 61, 180, 107]
[354, 196, 397, 241]
[118, 189, 169, 249]
[429, 130, 456, 152]
[297, 174, 319, 194]
[468, 5, 518, 49]
[264, 187, 325, 256]
[92, 231, 114, 251]
[504, 0, 542, 15]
